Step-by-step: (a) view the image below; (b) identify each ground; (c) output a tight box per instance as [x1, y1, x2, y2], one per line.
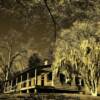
[0, 93, 100, 100]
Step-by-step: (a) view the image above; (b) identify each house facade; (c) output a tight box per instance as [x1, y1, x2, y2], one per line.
[4, 64, 53, 93]
[4, 64, 99, 94]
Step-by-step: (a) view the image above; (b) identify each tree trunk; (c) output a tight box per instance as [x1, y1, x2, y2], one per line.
[5, 71, 9, 80]
[91, 88, 97, 96]
[52, 71, 55, 86]
[52, 70, 58, 86]
[5, 66, 10, 81]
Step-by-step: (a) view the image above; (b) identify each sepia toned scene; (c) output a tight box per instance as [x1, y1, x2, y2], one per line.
[0, 0, 100, 100]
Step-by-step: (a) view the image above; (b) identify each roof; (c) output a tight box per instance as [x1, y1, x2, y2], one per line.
[6, 64, 51, 81]
[20, 64, 51, 74]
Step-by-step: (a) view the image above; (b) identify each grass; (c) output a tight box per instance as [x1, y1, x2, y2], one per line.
[0, 93, 100, 100]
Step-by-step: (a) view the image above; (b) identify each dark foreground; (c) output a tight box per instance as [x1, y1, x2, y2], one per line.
[0, 93, 100, 100]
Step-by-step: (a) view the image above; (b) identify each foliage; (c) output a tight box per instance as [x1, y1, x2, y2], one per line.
[52, 21, 100, 96]
[28, 53, 43, 68]
[0, 0, 100, 29]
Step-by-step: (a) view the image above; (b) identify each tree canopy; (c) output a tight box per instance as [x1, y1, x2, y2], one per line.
[28, 53, 43, 68]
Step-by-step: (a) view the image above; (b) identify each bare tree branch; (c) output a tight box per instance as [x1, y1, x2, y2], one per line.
[44, 0, 57, 42]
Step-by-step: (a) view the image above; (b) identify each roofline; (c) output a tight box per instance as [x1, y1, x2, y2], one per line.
[6, 64, 52, 81]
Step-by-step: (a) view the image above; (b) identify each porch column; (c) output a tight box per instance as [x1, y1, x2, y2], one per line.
[34, 69, 37, 94]
[20, 75, 22, 94]
[21, 75, 22, 86]
[35, 69, 37, 85]
[27, 72, 29, 93]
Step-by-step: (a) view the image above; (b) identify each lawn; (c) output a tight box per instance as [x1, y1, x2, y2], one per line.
[0, 93, 100, 100]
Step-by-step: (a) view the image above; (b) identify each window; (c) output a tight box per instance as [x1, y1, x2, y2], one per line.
[29, 70, 34, 78]
[41, 75, 44, 86]
[21, 82, 26, 88]
[47, 72, 52, 81]
[29, 80, 31, 86]
[22, 74, 27, 81]
[60, 73, 65, 84]
[23, 82, 26, 87]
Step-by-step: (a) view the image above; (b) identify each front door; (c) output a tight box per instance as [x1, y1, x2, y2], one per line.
[41, 75, 44, 86]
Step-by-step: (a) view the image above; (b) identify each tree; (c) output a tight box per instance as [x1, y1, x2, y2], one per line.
[79, 38, 100, 96]
[52, 21, 100, 96]
[28, 53, 42, 68]
[66, 38, 100, 96]
[0, 29, 27, 81]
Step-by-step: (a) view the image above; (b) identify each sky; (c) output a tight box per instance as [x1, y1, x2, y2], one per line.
[0, 4, 54, 58]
